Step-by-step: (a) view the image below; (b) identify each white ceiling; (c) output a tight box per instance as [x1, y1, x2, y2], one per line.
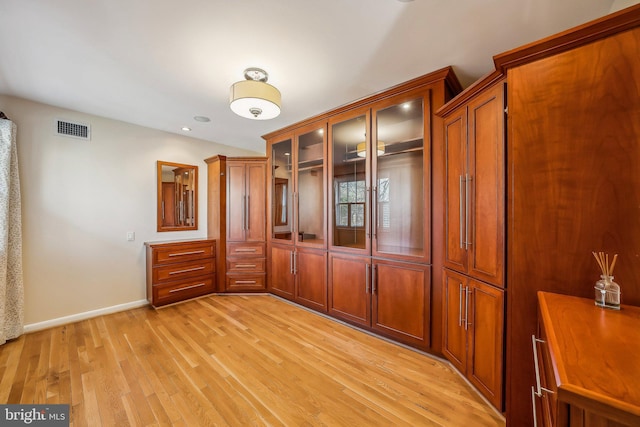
[0, 0, 635, 153]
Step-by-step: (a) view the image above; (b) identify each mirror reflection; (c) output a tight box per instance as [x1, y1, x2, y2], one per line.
[157, 161, 198, 231]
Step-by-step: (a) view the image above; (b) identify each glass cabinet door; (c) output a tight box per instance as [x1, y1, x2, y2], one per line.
[373, 97, 425, 258]
[271, 137, 293, 243]
[296, 126, 325, 247]
[330, 112, 369, 251]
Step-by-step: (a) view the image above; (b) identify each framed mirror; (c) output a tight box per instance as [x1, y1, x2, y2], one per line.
[157, 161, 198, 232]
[273, 178, 288, 226]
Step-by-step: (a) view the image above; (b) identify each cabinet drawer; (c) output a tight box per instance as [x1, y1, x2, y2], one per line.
[226, 274, 266, 291]
[227, 259, 265, 273]
[153, 241, 215, 264]
[227, 242, 265, 257]
[153, 277, 215, 306]
[153, 259, 215, 283]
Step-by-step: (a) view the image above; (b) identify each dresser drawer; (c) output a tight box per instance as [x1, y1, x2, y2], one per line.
[152, 241, 215, 264]
[153, 259, 215, 283]
[226, 274, 266, 291]
[227, 242, 265, 257]
[227, 259, 266, 273]
[152, 277, 216, 306]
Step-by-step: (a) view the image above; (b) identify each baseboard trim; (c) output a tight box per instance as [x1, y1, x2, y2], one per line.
[23, 299, 150, 333]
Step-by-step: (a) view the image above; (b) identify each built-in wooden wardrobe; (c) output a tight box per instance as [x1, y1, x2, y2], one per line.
[436, 5, 640, 425]
[264, 67, 462, 351]
[499, 7, 640, 426]
[205, 155, 268, 292]
[438, 75, 506, 410]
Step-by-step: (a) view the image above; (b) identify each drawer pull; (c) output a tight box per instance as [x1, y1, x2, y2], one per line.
[169, 266, 206, 275]
[236, 264, 257, 268]
[168, 250, 206, 257]
[169, 283, 206, 293]
[235, 280, 257, 284]
[531, 335, 555, 397]
[235, 248, 257, 253]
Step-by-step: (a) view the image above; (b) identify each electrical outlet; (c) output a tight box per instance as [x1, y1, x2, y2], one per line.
[126, 231, 135, 241]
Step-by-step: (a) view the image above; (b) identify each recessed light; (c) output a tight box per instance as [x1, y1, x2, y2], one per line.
[194, 116, 211, 122]
[181, 127, 192, 132]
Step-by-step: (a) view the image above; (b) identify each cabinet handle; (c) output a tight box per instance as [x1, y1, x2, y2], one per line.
[465, 174, 472, 250]
[372, 264, 377, 294]
[465, 286, 472, 329]
[169, 266, 205, 275]
[169, 282, 205, 293]
[235, 280, 257, 284]
[241, 196, 246, 230]
[366, 186, 371, 239]
[463, 285, 470, 330]
[531, 386, 539, 427]
[365, 264, 370, 293]
[373, 186, 378, 240]
[235, 248, 257, 253]
[459, 175, 464, 249]
[235, 264, 257, 269]
[293, 192, 298, 242]
[246, 195, 251, 230]
[290, 251, 294, 274]
[531, 335, 555, 397]
[168, 250, 205, 257]
[293, 251, 297, 275]
[458, 283, 464, 327]
[161, 201, 165, 220]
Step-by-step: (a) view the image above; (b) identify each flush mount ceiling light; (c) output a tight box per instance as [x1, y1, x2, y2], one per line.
[230, 67, 281, 120]
[357, 141, 385, 158]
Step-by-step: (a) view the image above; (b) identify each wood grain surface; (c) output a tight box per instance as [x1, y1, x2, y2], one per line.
[0, 295, 503, 426]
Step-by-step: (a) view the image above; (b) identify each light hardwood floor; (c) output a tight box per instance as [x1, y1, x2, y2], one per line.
[0, 295, 505, 426]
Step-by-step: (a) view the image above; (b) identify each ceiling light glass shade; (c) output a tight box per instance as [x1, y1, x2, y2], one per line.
[356, 141, 385, 157]
[230, 71, 281, 120]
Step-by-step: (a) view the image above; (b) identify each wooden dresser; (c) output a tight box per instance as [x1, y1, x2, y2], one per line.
[533, 292, 640, 426]
[145, 239, 216, 307]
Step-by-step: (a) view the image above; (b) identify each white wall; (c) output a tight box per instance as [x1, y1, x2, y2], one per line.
[0, 95, 261, 326]
[610, 0, 640, 12]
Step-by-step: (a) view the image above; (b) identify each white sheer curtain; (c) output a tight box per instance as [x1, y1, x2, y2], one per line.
[0, 116, 24, 345]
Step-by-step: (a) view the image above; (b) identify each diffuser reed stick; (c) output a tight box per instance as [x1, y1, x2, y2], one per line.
[592, 251, 620, 309]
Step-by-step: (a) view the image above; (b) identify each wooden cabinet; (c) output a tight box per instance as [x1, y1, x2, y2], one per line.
[328, 88, 432, 264]
[533, 292, 640, 426]
[372, 259, 430, 348]
[328, 253, 370, 327]
[267, 122, 328, 307]
[270, 244, 327, 311]
[443, 81, 505, 287]
[205, 155, 267, 292]
[439, 78, 506, 409]
[145, 239, 216, 307]
[443, 269, 504, 409]
[264, 67, 462, 352]
[499, 8, 640, 425]
[328, 253, 431, 348]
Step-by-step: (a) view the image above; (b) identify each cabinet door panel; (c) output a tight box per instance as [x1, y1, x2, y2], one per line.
[468, 84, 505, 287]
[246, 162, 266, 242]
[271, 137, 294, 244]
[269, 245, 294, 299]
[373, 96, 427, 261]
[468, 279, 504, 409]
[328, 253, 370, 327]
[443, 269, 467, 373]
[443, 111, 468, 272]
[295, 249, 327, 312]
[227, 163, 246, 241]
[372, 260, 429, 348]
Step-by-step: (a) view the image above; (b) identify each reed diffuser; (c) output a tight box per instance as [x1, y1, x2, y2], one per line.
[592, 251, 621, 310]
